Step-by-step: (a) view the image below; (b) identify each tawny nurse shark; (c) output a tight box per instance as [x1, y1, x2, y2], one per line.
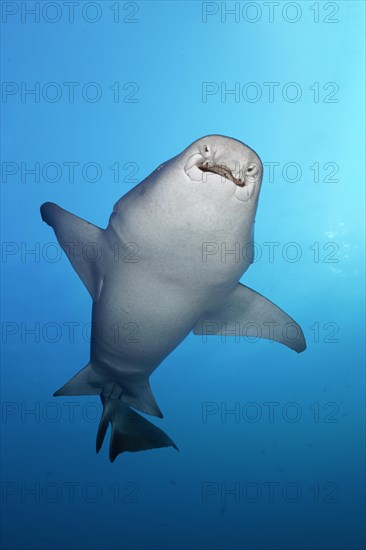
[41, 135, 306, 462]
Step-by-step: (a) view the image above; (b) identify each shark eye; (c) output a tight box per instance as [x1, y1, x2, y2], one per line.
[200, 144, 211, 158]
[245, 163, 258, 176]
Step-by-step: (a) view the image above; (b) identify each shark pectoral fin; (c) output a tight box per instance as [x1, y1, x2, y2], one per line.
[193, 283, 306, 353]
[40, 202, 105, 302]
[96, 398, 178, 462]
[54, 363, 103, 396]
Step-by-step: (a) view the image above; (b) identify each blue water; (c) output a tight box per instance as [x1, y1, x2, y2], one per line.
[1, 2, 365, 549]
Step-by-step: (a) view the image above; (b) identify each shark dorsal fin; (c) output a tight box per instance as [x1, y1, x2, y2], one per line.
[41, 202, 105, 302]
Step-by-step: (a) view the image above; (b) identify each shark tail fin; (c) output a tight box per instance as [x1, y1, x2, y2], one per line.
[96, 397, 179, 462]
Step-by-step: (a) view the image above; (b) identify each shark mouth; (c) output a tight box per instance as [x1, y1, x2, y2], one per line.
[197, 162, 246, 187]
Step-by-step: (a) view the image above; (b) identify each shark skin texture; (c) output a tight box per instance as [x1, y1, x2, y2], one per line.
[41, 135, 306, 462]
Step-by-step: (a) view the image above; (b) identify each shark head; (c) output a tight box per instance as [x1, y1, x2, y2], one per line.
[182, 135, 263, 204]
[110, 135, 263, 243]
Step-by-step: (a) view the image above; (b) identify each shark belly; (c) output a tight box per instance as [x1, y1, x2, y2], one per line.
[89, 266, 221, 382]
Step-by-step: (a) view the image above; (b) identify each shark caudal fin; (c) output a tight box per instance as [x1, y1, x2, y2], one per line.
[54, 368, 176, 459]
[96, 397, 178, 462]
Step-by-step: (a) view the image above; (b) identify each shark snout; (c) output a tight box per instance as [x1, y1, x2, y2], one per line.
[182, 135, 263, 203]
[184, 152, 260, 189]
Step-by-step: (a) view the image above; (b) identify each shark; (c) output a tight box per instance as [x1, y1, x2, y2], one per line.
[40, 135, 306, 462]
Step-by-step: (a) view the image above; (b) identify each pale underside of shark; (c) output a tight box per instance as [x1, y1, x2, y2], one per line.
[41, 135, 306, 462]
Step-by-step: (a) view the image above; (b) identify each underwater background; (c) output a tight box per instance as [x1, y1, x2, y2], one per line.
[1, 1, 365, 549]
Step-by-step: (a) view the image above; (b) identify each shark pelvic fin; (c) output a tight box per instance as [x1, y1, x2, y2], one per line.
[118, 379, 164, 418]
[53, 363, 104, 396]
[193, 283, 306, 353]
[54, 366, 163, 418]
[40, 202, 105, 302]
[96, 397, 178, 462]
